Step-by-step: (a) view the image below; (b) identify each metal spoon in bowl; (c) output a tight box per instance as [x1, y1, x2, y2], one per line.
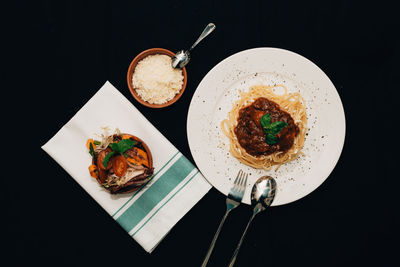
[171, 23, 216, 69]
[228, 176, 277, 267]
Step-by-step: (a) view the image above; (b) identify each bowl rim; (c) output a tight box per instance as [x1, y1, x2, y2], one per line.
[127, 48, 187, 108]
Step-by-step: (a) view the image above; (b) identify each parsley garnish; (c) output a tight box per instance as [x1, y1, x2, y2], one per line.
[103, 139, 136, 168]
[89, 142, 95, 157]
[93, 140, 101, 145]
[260, 113, 288, 145]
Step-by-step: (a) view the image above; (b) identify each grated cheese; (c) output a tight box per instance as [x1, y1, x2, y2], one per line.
[132, 54, 184, 104]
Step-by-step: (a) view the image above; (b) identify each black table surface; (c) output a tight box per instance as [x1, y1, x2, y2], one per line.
[6, 0, 398, 266]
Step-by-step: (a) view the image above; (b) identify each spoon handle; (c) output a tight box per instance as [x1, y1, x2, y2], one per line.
[189, 23, 216, 51]
[201, 209, 230, 267]
[228, 213, 256, 267]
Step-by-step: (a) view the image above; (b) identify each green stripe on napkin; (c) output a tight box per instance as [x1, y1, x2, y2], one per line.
[131, 170, 199, 237]
[112, 151, 180, 218]
[117, 155, 195, 232]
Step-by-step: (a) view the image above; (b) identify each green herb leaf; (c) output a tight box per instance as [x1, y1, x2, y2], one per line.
[103, 139, 136, 167]
[265, 133, 278, 145]
[109, 139, 136, 153]
[89, 142, 95, 157]
[102, 151, 115, 168]
[259, 113, 288, 145]
[93, 140, 101, 145]
[109, 142, 120, 152]
[266, 121, 288, 135]
[115, 139, 136, 153]
[260, 113, 271, 128]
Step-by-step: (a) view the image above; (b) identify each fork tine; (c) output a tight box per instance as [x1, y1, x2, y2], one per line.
[233, 170, 241, 185]
[235, 172, 242, 192]
[236, 170, 244, 187]
[242, 174, 248, 190]
[238, 172, 246, 193]
[230, 170, 249, 195]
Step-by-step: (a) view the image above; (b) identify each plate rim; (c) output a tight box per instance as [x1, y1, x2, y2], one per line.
[186, 47, 346, 206]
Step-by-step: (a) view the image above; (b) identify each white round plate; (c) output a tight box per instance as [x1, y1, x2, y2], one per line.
[187, 47, 345, 206]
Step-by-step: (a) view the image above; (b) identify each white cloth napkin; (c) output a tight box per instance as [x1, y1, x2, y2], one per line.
[42, 81, 211, 253]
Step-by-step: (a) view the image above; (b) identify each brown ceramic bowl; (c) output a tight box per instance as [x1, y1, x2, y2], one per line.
[93, 133, 153, 194]
[127, 48, 187, 108]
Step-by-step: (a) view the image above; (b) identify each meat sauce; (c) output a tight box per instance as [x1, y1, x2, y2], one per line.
[234, 97, 299, 157]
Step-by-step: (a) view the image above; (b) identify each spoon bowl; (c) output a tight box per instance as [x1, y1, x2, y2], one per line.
[171, 50, 190, 69]
[251, 176, 277, 214]
[171, 23, 216, 69]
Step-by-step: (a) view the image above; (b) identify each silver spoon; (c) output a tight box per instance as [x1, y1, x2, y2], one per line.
[228, 176, 277, 267]
[171, 23, 216, 69]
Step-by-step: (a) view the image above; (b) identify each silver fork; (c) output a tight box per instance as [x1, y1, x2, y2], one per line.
[201, 170, 248, 267]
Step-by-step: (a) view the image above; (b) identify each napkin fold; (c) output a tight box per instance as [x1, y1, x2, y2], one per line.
[42, 81, 211, 253]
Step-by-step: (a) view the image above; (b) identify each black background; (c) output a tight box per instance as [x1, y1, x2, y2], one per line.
[6, 0, 398, 266]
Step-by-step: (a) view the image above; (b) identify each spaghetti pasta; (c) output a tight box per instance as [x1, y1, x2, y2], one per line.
[221, 84, 307, 170]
